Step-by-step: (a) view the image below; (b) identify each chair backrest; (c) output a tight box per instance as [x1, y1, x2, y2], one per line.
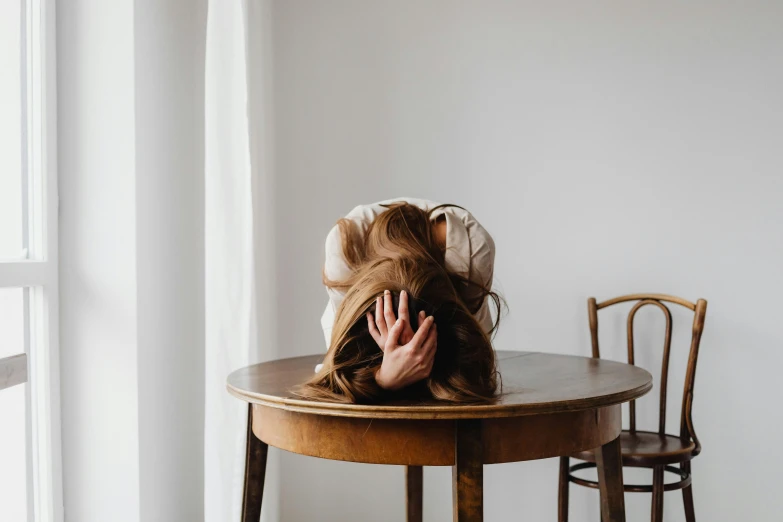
[588, 294, 707, 452]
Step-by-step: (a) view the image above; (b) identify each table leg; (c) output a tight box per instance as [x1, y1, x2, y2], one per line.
[595, 436, 626, 522]
[452, 419, 483, 522]
[406, 465, 423, 522]
[242, 404, 268, 522]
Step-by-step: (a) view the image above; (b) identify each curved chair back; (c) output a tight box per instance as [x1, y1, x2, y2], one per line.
[588, 294, 707, 453]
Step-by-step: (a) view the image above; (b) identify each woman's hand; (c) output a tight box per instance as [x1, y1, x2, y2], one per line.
[372, 295, 438, 391]
[367, 290, 419, 349]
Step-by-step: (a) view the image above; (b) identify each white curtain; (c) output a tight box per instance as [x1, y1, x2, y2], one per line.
[204, 1, 277, 521]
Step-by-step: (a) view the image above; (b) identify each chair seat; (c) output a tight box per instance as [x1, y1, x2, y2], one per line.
[572, 430, 696, 467]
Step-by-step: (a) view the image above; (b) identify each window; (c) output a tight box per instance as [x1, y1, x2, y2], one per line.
[0, 1, 61, 521]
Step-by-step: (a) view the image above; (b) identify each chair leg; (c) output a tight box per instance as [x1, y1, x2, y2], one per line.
[682, 462, 696, 522]
[651, 465, 664, 522]
[558, 457, 569, 522]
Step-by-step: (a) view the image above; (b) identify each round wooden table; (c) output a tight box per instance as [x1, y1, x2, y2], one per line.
[227, 350, 652, 522]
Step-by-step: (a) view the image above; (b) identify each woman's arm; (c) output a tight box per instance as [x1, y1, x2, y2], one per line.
[321, 223, 353, 348]
[438, 207, 496, 333]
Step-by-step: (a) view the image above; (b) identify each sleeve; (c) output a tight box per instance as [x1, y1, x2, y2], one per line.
[321, 224, 351, 348]
[470, 220, 496, 334]
[442, 207, 496, 334]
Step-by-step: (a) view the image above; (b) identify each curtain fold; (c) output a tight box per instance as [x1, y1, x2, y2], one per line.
[204, 1, 277, 520]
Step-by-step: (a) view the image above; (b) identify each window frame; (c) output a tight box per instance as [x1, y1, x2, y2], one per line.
[0, 0, 62, 521]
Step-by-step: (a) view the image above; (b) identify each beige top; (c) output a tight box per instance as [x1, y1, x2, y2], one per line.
[320, 197, 496, 347]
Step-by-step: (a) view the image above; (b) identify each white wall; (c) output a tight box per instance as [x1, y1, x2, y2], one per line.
[58, 1, 206, 520]
[58, 1, 141, 519]
[270, 1, 783, 521]
[134, 1, 207, 521]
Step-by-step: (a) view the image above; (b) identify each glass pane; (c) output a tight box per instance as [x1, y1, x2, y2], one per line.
[0, 287, 25, 359]
[0, 0, 25, 260]
[0, 382, 29, 521]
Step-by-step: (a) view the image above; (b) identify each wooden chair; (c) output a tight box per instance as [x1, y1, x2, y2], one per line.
[558, 294, 707, 522]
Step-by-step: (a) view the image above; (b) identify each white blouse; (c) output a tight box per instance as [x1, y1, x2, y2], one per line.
[320, 197, 496, 347]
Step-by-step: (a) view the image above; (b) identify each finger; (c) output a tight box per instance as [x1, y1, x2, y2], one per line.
[422, 330, 437, 371]
[419, 345, 437, 379]
[423, 350, 436, 375]
[398, 292, 415, 340]
[398, 290, 410, 324]
[421, 324, 437, 355]
[418, 310, 426, 329]
[420, 332, 437, 371]
[375, 296, 387, 336]
[403, 319, 415, 340]
[383, 290, 396, 330]
[410, 316, 434, 348]
[367, 312, 382, 347]
[385, 317, 404, 350]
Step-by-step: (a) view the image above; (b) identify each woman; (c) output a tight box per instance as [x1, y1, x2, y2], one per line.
[299, 197, 500, 404]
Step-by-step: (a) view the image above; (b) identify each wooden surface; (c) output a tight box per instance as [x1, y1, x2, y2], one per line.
[253, 405, 454, 465]
[595, 437, 626, 522]
[681, 461, 696, 522]
[651, 466, 664, 522]
[596, 293, 696, 311]
[241, 404, 267, 522]
[558, 456, 570, 522]
[227, 350, 652, 419]
[252, 403, 622, 466]
[452, 420, 483, 522]
[571, 430, 696, 466]
[0, 353, 27, 391]
[231, 350, 652, 522]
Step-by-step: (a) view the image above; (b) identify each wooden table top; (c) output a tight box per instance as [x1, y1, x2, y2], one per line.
[227, 350, 652, 420]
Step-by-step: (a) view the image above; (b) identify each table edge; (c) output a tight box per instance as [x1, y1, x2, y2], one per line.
[226, 379, 653, 420]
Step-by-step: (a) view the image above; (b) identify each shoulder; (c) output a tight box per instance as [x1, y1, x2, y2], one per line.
[442, 206, 495, 258]
[324, 223, 343, 255]
[440, 206, 495, 286]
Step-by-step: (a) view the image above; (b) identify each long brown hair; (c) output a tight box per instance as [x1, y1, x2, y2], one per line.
[298, 202, 501, 404]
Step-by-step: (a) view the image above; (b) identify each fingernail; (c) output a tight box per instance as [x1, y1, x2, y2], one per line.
[401, 290, 406, 297]
[385, 290, 390, 295]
